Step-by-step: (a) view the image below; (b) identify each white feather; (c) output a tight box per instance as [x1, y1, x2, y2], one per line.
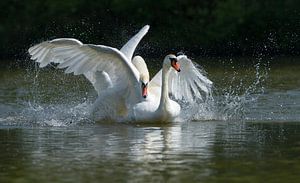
[28, 38, 140, 96]
[120, 25, 150, 61]
[149, 54, 212, 103]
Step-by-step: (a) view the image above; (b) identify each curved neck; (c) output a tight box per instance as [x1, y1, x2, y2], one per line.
[159, 66, 171, 109]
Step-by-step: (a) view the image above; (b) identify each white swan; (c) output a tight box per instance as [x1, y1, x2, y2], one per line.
[129, 53, 213, 122]
[149, 53, 213, 103]
[28, 25, 150, 120]
[131, 54, 181, 122]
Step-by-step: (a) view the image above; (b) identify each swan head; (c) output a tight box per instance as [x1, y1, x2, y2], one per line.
[132, 56, 150, 98]
[163, 54, 181, 72]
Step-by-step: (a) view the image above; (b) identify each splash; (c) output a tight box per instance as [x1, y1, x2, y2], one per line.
[190, 60, 269, 121]
[2, 63, 96, 127]
[20, 101, 93, 126]
[0, 100, 93, 127]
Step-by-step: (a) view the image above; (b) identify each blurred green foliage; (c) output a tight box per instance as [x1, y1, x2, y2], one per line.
[0, 0, 299, 59]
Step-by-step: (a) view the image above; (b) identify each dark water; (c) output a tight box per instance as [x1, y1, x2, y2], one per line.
[0, 57, 300, 182]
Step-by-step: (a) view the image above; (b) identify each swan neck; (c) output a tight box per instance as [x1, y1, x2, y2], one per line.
[159, 67, 171, 107]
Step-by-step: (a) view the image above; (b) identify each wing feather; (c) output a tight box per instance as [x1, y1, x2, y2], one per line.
[29, 44, 45, 57]
[32, 47, 47, 61]
[28, 38, 140, 95]
[37, 48, 51, 66]
[149, 54, 212, 103]
[57, 52, 82, 69]
[120, 25, 150, 61]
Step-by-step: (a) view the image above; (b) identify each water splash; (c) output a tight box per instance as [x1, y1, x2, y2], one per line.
[190, 60, 269, 121]
[21, 101, 93, 126]
[0, 100, 93, 127]
[2, 63, 96, 127]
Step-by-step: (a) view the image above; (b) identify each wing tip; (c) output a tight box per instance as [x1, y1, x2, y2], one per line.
[28, 44, 40, 55]
[142, 25, 150, 32]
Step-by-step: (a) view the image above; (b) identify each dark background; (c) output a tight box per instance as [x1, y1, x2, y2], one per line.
[0, 0, 299, 61]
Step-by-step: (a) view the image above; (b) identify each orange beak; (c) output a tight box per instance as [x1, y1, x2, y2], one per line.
[171, 60, 181, 72]
[142, 84, 148, 98]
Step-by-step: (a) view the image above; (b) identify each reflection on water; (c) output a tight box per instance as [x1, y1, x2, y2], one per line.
[0, 57, 300, 182]
[1, 122, 300, 182]
[0, 123, 215, 182]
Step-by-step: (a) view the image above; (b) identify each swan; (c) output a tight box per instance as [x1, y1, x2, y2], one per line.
[28, 25, 151, 121]
[131, 54, 181, 122]
[129, 53, 213, 122]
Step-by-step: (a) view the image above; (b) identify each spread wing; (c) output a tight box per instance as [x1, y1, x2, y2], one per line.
[28, 38, 140, 95]
[120, 25, 150, 61]
[149, 54, 213, 103]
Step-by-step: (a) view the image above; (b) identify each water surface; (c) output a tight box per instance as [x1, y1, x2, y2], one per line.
[0, 57, 299, 182]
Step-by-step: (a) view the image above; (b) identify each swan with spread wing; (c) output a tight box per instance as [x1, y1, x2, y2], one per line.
[28, 25, 212, 122]
[29, 25, 150, 120]
[130, 53, 212, 122]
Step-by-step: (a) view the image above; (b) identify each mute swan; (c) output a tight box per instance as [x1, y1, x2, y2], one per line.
[129, 53, 213, 122]
[28, 25, 151, 120]
[131, 54, 181, 122]
[130, 52, 213, 105]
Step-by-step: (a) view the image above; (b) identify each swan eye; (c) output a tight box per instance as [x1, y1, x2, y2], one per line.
[141, 82, 148, 98]
[176, 52, 184, 56]
[169, 57, 177, 62]
[170, 57, 181, 72]
[169, 58, 178, 66]
[141, 82, 148, 88]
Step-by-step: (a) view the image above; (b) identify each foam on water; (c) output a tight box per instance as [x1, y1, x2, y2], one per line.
[1, 101, 93, 127]
[23, 101, 93, 126]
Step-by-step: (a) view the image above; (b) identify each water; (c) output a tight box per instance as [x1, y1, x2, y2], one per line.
[0, 57, 300, 182]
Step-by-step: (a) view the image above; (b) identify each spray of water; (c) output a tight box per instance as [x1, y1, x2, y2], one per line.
[189, 59, 269, 121]
[11, 63, 96, 126]
[21, 101, 92, 126]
